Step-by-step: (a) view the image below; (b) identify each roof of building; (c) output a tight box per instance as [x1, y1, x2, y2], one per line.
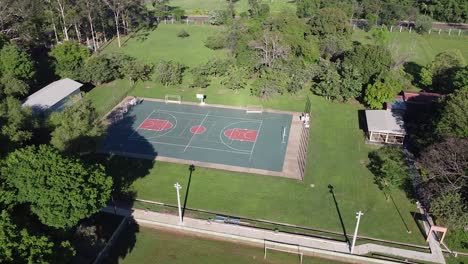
[386, 96, 407, 111]
[403, 91, 441, 104]
[365, 109, 406, 135]
[22, 78, 82, 110]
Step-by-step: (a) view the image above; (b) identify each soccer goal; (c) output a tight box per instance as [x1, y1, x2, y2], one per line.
[246, 105, 263, 114]
[165, 94, 181, 104]
[264, 240, 303, 264]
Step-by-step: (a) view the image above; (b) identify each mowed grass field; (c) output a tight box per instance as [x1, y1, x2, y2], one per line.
[352, 30, 468, 66]
[168, 0, 295, 14]
[87, 24, 468, 244]
[116, 226, 344, 264]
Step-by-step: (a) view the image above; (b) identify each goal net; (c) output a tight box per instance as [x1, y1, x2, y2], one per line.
[246, 105, 263, 114]
[165, 94, 181, 104]
[264, 240, 303, 264]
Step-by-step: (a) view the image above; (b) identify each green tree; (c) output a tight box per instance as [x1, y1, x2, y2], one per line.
[221, 65, 248, 92]
[49, 41, 90, 79]
[311, 61, 341, 101]
[453, 66, 468, 90]
[420, 50, 466, 93]
[436, 89, 468, 138]
[338, 63, 363, 101]
[0, 97, 36, 146]
[49, 97, 102, 153]
[81, 54, 121, 85]
[415, 15, 433, 34]
[343, 44, 392, 85]
[364, 72, 403, 109]
[0, 210, 54, 264]
[0, 44, 35, 81]
[430, 193, 468, 229]
[1, 145, 112, 228]
[155, 60, 184, 86]
[309, 8, 351, 39]
[368, 146, 409, 193]
[296, 0, 321, 18]
[0, 75, 30, 98]
[251, 68, 289, 99]
[120, 58, 153, 86]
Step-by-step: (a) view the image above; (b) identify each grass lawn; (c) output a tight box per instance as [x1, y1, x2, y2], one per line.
[352, 30, 468, 66]
[168, 0, 295, 15]
[85, 24, 468, 245]
[116, 226, 344, 264]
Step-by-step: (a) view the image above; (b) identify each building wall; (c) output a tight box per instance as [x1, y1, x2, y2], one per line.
[48, 89, 82, 112]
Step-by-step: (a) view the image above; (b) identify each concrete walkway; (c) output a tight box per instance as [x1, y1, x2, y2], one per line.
[102, 206, 446, 263]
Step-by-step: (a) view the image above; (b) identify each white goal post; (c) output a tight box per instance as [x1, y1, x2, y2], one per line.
[264, 240, 303, 264]
[165, 94, 181, 104]
[246, 105, 263, 114]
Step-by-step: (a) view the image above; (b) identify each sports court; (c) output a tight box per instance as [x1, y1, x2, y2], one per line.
[101, 97, 305, 179]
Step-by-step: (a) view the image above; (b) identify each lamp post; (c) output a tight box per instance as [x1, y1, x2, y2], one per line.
[350, 211, 364, 254]
[174, 182, 183, 224]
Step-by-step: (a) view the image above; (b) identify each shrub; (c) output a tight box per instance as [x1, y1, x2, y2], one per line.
[204, 34, 225, 50]
[177, 30, 190, 38]
[155, 60, 184, 86]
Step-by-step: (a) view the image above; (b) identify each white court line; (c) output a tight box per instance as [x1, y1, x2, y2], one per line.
[183, 111, 209, 152]
[128, 137, 251, 155]
[157, 109, 262, 122]
[128, 109, 158, 139]
[249, 120, 263, 161]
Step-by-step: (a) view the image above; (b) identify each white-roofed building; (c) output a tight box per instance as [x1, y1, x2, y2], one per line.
[365, 109, 406, 145]
[22, 78, 83, 113]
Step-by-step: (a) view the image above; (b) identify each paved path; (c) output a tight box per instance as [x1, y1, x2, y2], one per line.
[103, 206, 446, 263]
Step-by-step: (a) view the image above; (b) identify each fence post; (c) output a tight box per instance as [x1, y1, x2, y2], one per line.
[429, 29, 431, 34]
[353, 24, 356, 30]
[448, 28, 451, 35]
[399, 26, 403, 32]
[409, 27, 412, 33]
[458, 29, 461, 36]
[438, 29, 441, 35]
[172, 18, 174, 24]
[390, 25, 393, 32]
[164, 18, 166, 24]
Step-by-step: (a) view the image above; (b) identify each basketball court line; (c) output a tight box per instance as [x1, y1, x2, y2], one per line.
[219, 120, 260, 154]
[183, 111, 209, 152]
[127, 137, 251, 155]
[128, 109, 158, 138]
[249, 120, 263, 161]
[141, 112, 179, 139]
[157, 109, 263, 122]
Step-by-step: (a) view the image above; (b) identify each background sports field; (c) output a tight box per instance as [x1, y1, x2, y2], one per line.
[88, 24, 468, 246]
[102, 100, 292, 172]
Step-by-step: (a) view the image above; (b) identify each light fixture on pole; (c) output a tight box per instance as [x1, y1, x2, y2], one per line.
[350, 211, 364, 254]
[174, 182, 183, 224]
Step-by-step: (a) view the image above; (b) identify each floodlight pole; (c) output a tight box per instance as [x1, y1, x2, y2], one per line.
[350, 211, 364, 254]
[174, 182, 183, 224]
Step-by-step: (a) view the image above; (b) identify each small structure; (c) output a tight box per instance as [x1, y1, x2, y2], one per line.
[403, 91, 441, 105]
[22, 78, 83, 113]
[365, 109, 406, 145]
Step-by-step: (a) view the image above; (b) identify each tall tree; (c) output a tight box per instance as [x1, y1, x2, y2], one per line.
[49, 41, 90, 79]
[49, 97, 102, 153]
[435, 89, 468, 138]
[0, 210, 54, 263]
[102, 0, 129, 48]
[343, 44, 392, 85]
[364, 72, 403, 109]
[1, 145, 112, 228]
[418, 137, 468, 201]
[420, 50, 466, 93]
[0, 44, 35, 81]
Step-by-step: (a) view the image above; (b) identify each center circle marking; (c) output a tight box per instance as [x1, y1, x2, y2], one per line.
[190, 125, 206, 135]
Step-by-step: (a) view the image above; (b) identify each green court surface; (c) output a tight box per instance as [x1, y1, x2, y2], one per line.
[101, 100, 292, 172]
